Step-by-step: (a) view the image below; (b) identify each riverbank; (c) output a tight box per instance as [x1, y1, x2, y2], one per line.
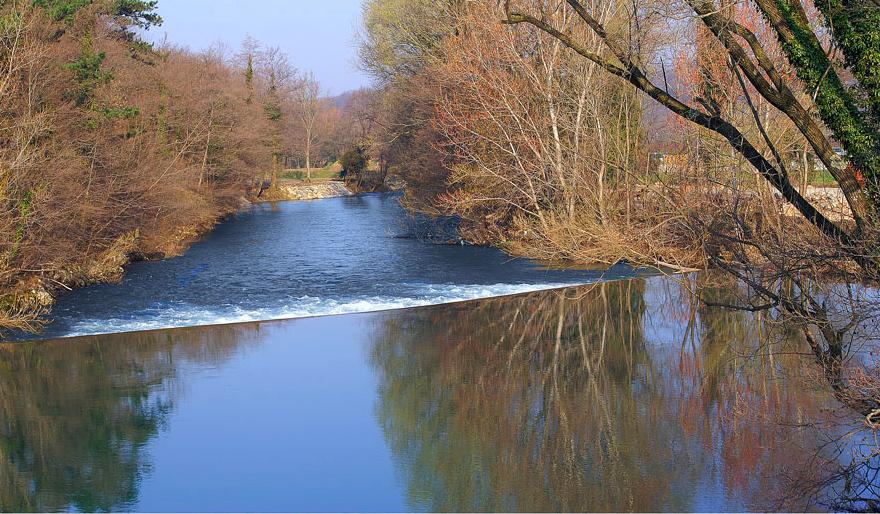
[0, 197, 254, 335]
[1, 182, 362, 337]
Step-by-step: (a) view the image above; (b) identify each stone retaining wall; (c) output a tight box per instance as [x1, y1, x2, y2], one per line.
[265, 181, 353, 201]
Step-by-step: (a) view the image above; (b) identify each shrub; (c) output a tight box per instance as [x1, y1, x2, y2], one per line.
[339, 146, 367, 179]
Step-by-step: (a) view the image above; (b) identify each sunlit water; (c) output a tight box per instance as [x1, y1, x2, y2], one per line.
[0, 277, 851, 512]
[14, 193, 648, 340]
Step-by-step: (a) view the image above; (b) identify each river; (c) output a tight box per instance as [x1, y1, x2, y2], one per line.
[0, 194, 867, 511]
[14, 193, 646, 340]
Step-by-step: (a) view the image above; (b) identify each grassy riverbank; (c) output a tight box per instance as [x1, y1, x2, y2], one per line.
[1, 179, 360, 337]
[281, 163, 343, 181]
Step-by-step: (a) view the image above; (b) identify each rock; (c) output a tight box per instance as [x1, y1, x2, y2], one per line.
[780, 186, 852, 222]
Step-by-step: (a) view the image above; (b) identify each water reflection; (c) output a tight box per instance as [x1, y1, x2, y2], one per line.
[0, 276, 868, 511]
[0, 324, 263, 512]
[369, 277, 844, 512]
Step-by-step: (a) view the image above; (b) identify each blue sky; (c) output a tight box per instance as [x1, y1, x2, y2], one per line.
[148, 0, 371, 94]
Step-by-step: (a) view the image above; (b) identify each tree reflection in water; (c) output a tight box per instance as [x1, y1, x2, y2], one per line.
[369, 275, 866, 511]
[0, 275, 873, 512]
[0, 324, 263, 512]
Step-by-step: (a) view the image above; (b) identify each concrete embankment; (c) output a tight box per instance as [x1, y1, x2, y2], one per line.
[258, 181, 352, 202]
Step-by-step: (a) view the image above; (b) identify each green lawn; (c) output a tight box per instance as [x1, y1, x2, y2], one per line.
[810, 168, 837, 187]
[281, 162, 342, 181]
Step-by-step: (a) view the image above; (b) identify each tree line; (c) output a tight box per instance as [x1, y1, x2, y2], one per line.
[0, 0, 345, 332]
[357, 0, 879, 268]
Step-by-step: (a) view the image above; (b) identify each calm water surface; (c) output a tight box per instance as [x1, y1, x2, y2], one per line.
[0, 276, 847, 512]
[16, 193, 645, 340]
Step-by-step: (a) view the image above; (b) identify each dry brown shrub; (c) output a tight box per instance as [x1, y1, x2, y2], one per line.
[0, 4, 293, 333]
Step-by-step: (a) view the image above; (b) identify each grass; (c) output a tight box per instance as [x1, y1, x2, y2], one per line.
[810, 169, 837, 187]
[281, 162, 342, 181]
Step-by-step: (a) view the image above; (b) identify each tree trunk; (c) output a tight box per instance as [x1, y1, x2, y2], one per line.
[305, 129, 312, 182]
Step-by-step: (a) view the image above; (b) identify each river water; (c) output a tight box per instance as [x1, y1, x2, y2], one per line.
[17, 193, 645, 340]
[0, 194, 867, 511]
[0, 278, 858, 511]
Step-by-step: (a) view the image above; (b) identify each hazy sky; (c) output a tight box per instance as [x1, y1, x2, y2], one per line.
[148, 0, 371, 94]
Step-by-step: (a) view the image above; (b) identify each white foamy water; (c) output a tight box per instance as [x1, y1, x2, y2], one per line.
[61, 282, 585, 338]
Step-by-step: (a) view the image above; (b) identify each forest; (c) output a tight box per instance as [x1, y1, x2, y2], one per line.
[2, 0, 878, 352]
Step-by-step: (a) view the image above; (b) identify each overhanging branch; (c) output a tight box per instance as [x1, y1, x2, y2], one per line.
[503, 2, 856, 250]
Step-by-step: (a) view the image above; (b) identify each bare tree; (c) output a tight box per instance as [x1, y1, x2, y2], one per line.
[0, 3, 281, 333]
[296, 71, 320, 181]
[501, 0, 879, 270]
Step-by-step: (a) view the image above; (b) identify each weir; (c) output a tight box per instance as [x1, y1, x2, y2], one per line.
[9, 193, 649, 341]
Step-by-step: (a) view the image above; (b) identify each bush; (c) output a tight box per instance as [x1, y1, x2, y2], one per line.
[339, 146, 367, 179]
